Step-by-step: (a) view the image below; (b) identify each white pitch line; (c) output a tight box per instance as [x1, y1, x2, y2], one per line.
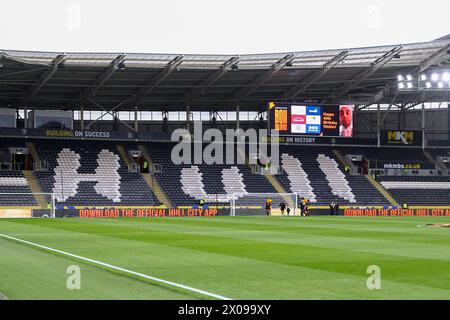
[0, 233, 231, 300]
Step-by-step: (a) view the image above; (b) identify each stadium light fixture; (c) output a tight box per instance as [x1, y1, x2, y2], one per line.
[443, 72, 450, 82]
[398, 71, 450, 91]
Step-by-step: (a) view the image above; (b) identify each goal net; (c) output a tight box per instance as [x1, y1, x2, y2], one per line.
[229, 193, 299, 216]
[0, 193, 55, 218]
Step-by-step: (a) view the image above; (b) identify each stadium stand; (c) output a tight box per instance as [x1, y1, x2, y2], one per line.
[142, 142, 278, 207]
[378, 175, 450, 205]
[32, 139, 160, 207]
[0, 170, 37, 206]
[277, 146, 388, 205]
[1, 137, 450, 209]
[338, 146, 435, 169]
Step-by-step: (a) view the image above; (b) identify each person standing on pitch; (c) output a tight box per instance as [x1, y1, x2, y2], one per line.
[265, 199, 272, 216]
[304, 199, 310, 216]
[329, 201, 336, 216]
[278, 202, 286, 215]
[299, 199, 305, 216]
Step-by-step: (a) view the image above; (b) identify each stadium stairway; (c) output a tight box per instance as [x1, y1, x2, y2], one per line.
[26, 142, 41, 164]
[332, 149, 353, 170]
[22, 170, 48, 208]
[117, 144, 133, 167]
[235, 146, 294, 208]
[423, 150, 444, 171]
[366, 175, 399, 206]
[263, 173, 295, 207]
[137, 145, 172, 208]
[335, 146, 399, 206]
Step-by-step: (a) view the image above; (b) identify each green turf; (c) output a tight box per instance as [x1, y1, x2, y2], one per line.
[0, 216, 449, 300]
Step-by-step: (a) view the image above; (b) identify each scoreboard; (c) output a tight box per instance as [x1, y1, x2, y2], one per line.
[268, 102, 354, 137]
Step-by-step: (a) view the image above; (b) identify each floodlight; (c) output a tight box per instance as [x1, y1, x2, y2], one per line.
[406, 75, 412, 81]
[397, 75, 403, 81]
[426, 82, 432, 88]
[398, 83, 405, 89]
[438, 82, 444, 88]
[407, 82, 413, 89]
[431, 73, 439, 81]
[442, 72, 450, 82]
[420, 74, 427, 81]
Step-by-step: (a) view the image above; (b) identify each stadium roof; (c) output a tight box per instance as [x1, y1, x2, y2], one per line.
[1, 36, 450, 112]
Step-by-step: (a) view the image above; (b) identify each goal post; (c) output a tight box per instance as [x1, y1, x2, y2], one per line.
[0, 193, 56, 218]
[229, 193, 299, 216]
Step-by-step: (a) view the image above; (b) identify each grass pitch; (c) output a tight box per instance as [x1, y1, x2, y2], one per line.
[0, 216, 449, 300]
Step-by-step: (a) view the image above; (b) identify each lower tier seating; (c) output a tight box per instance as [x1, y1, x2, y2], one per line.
[378, 175, 450, 205]
[0, 171, 37, 206]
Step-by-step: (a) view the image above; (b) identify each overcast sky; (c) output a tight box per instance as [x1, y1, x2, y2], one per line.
[1, 0, 448, 54]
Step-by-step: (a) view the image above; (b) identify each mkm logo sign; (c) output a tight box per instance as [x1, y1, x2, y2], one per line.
[388, 131, 414, 144]
[382, 130, 422, 146]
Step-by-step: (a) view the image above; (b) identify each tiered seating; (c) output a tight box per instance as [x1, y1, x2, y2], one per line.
[378, 176, 450, 205]
[0, 171, 37, 206]
[317, 154, 356, 202]
[144, 142, 277, 207]
[338, 146, 434, 169]
[33, 139, 160, 207]
[281, 154, 316, 202]
[277, 146, 387, 205]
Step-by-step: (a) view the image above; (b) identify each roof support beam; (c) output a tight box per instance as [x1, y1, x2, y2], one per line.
[380, 91, 398, 126]
[80, 54, 126, 101]
[417, 42, 450, 72]
[323, 46, 403, 103]
[184, 56, 239, 102]
[114, 55, 183, 110]
[86, 101, 136, 132]
[282, 50, 348, 100]
[15, 54, 66, 106]
[233, 53, 295, 100]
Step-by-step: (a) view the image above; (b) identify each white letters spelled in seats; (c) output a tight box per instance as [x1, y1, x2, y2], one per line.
[181, 165, 247, 202]
[52, 148, 121, 202]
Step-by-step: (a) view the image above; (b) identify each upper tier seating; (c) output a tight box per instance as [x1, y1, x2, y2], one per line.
[33, 139, 160, 207]
[338, 146, 434, 169]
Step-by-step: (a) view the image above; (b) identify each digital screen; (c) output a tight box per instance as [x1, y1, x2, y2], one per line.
[268, 102, 353, 137]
